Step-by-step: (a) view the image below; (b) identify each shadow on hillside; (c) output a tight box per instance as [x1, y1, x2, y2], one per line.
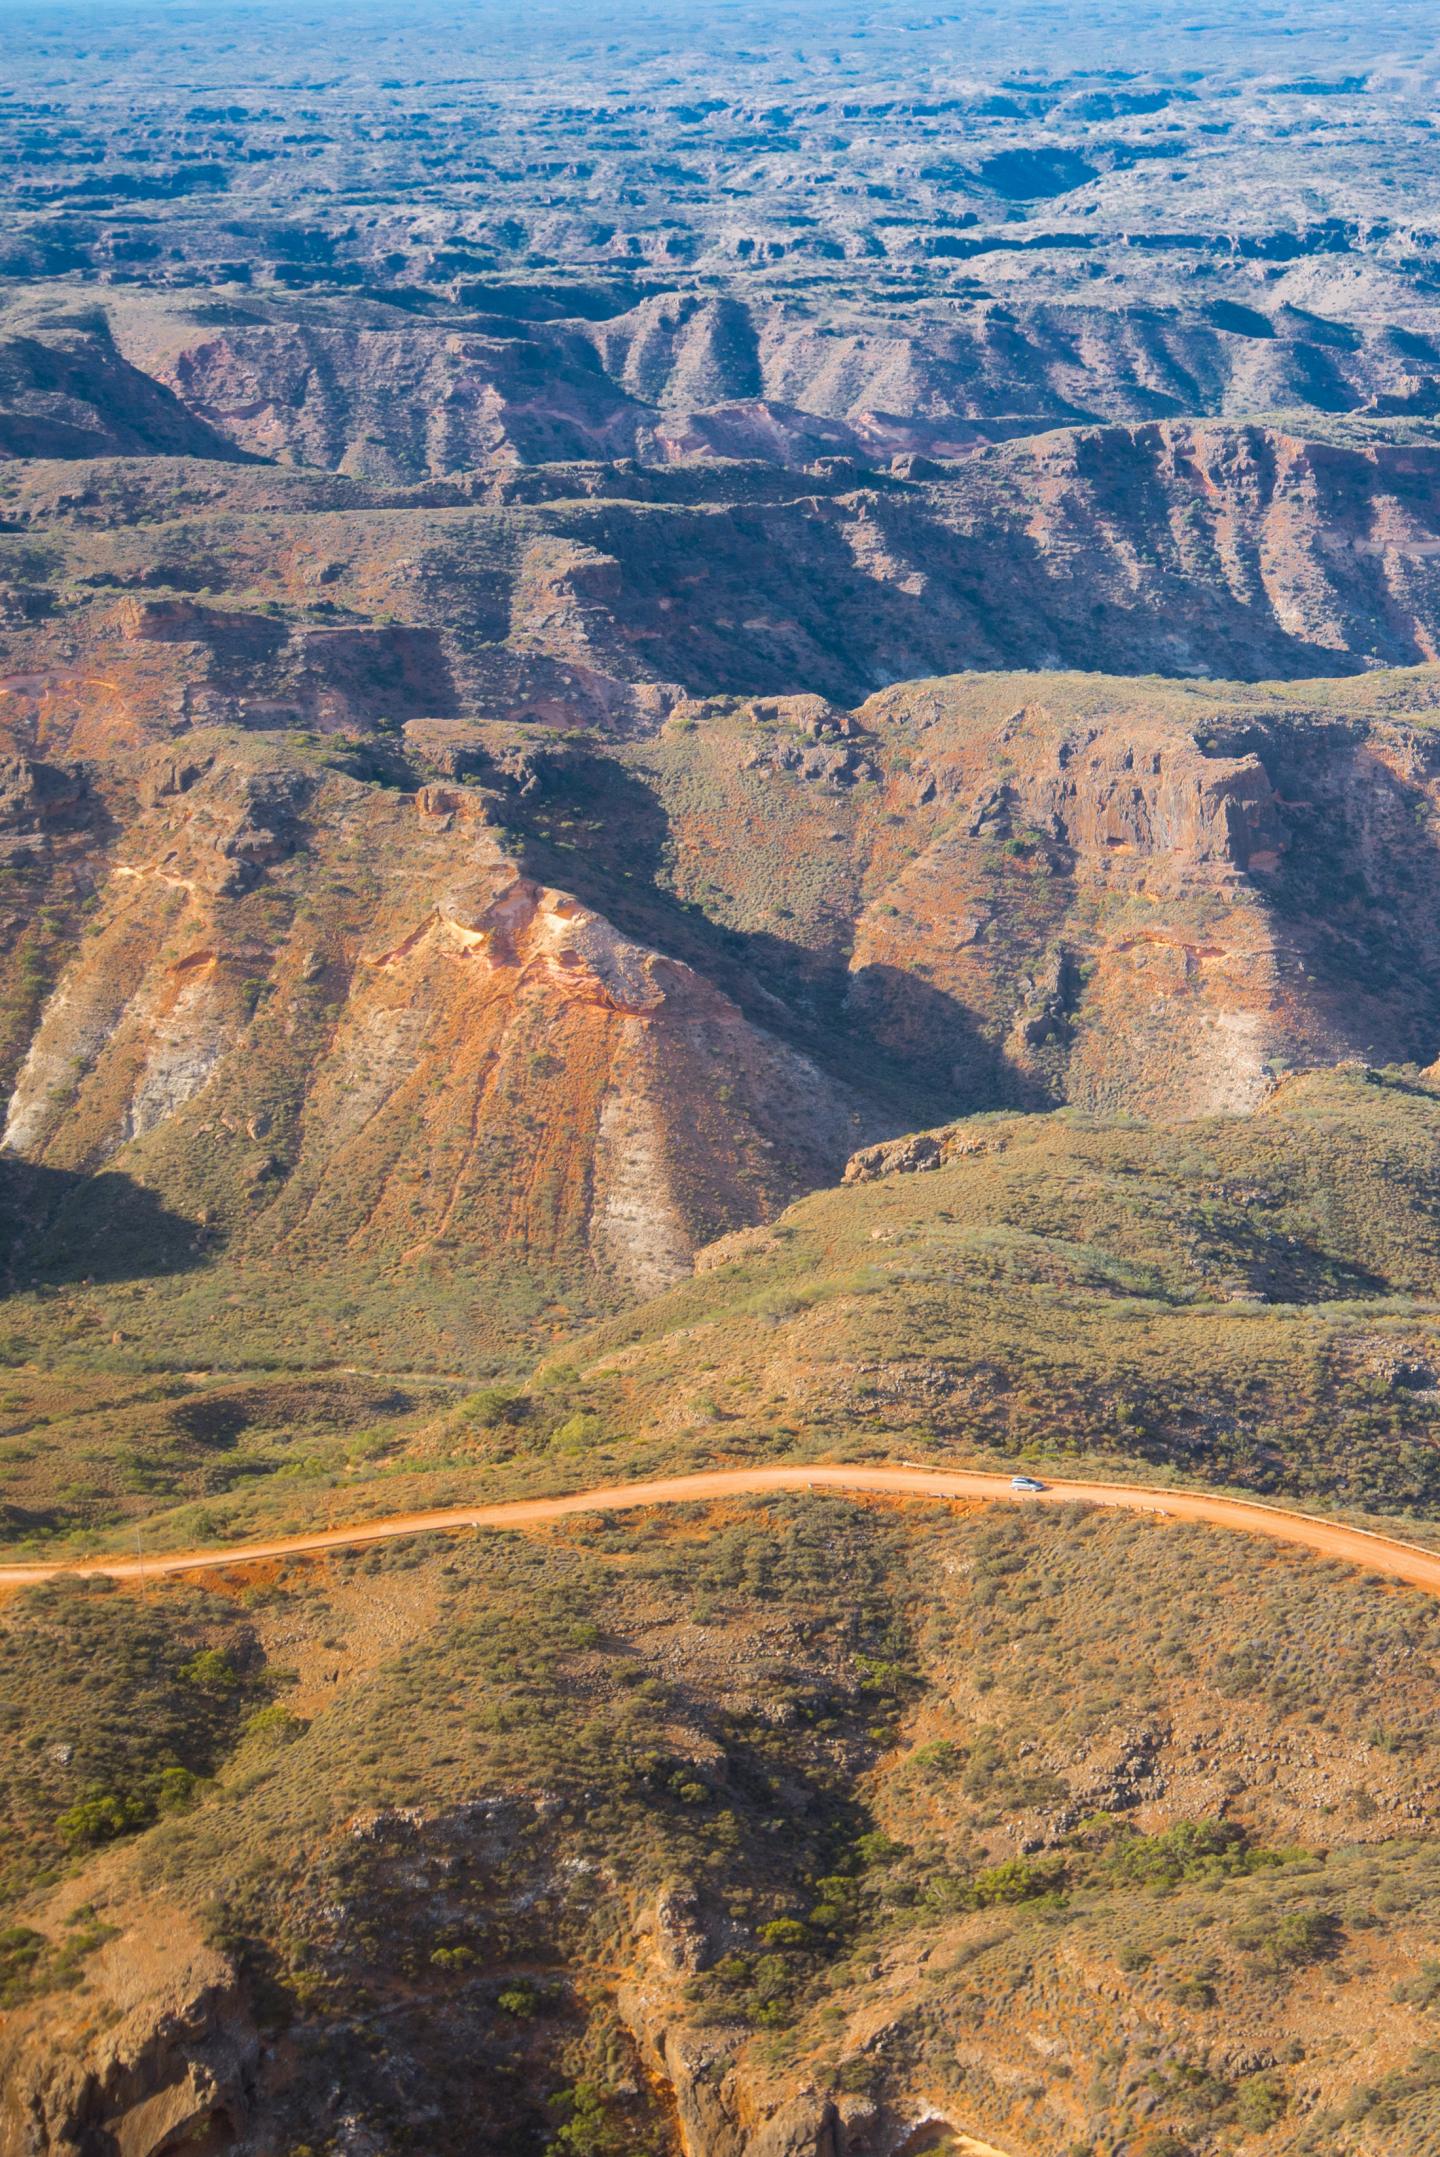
[505, 746, 1039, 1130]
[0, 1153, 207, 1292]
[570, 482, 1380, 702]
[1249, 730, 1440, 1065]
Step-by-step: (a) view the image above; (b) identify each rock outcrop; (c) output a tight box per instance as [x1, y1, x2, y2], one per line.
[0, 1904, 257, 2157]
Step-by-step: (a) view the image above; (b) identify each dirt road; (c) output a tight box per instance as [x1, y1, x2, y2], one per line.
[3, 1465, 1440, 1591]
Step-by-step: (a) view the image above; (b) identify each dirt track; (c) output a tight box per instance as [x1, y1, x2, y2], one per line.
[3, 1464, 1440, 1591]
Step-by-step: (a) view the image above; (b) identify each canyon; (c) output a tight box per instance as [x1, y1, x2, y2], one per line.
[5, 3, 1440, 2153]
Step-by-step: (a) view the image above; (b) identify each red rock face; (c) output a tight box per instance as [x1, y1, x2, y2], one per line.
[6, 668, 1440, 1335]
[843, 706, 1299, 1116]
[0, 750, 881, 1318]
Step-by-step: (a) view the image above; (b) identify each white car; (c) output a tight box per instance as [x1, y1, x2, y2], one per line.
[1010, 1475, 1047, 1492]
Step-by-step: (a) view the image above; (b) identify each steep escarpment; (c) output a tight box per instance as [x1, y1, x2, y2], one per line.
[534, 424, 1440, 692]
[0, 329, 255, 465]
[572, 672, 1440, 1122]
[50, 288, 1440, 479]
[0, 1904, 258, 2157]
[7, 422, 1440, 715]
[842, 679, 1440, 1116]
[10, 671, 1440, 1372]
[0, 736, 884, 1364]
[580, 290, 1439, 446]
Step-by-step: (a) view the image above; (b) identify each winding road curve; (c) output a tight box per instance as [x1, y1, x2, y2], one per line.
[3, 1465, 1440, 1591]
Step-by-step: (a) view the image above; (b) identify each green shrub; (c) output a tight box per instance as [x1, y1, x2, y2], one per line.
[1235, 2074, 1288, 2131]
[1099, 1818, 1286, 1890]
[0, 1926, 45, 2006]
[462, 1387, 532, 1430]
[854, 1829, 909, 1867]
[1235, 1907, 1343, 1971]
[970, 1853, 1067, 1907]
[179, 1649, 238, 1691]
[545, 2079, 635, 2156]
[244, 1704, 307, 1745]
[552, 1412, 605, 1453]
[154, 1764, 199, 1812]
[910, 1738, 962, 1775]
[757, 1918, 809, 1948]
[1396, 1959, 1440, 2008]
[55, 1789, 149, 1847]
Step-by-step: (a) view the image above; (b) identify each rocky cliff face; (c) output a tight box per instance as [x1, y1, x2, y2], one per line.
[0, 737, 879, 1340]
[7, 418, 1440, 722]
[0, 329, 254, 465]
[72, 290, 1440, 480]
[623, 674, 1440, 1124]
[7, 669, 1440, 1352]
[0, 1903, 257, 2157]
